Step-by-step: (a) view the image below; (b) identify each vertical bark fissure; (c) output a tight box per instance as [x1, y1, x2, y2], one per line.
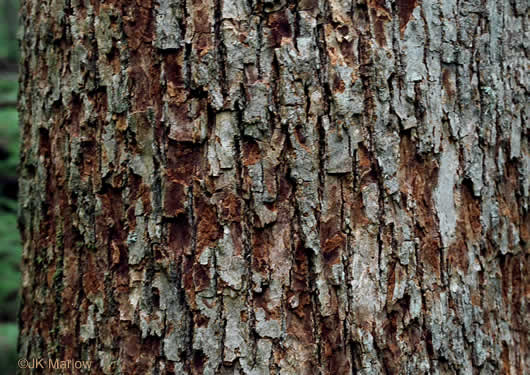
[214, 0, 227, 98]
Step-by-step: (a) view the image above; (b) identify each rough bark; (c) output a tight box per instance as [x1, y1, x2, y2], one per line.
[18, 0, 528, 374]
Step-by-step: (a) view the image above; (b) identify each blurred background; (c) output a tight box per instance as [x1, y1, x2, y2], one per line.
[0, 0, 21, 373]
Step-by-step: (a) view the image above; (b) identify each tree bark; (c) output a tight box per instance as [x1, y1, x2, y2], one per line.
[18, 0, 528, 374]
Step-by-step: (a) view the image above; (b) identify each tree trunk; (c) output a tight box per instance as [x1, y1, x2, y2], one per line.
[18, 0, 528, 374]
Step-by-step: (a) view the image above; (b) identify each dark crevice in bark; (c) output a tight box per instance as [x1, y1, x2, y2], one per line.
[185, 42, 193, 90]
[214, 0, 228, 99]
[291, 0, 300, 51]
[256, 15, 264, 79]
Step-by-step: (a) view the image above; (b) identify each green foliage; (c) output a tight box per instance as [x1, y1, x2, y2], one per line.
[0, 0, 19, 62]
[0, 4, 20, 372]
[0, 323, 18, 375]
[0, 106, 19, 178]
[0, 79, 17, 100]
[0, 211, 20, 299]
[0, 79, 19, 174]
[0, 74, 19, 374]
[0, 83, 20, 306]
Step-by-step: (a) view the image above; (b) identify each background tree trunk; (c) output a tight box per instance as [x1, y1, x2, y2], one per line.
[18, 0, 528, 374]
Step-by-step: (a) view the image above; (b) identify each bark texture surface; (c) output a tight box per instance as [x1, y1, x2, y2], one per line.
[18, 0, 528, 374]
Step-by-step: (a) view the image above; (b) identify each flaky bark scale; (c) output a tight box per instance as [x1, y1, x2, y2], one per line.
[18, 0, 528, 374]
